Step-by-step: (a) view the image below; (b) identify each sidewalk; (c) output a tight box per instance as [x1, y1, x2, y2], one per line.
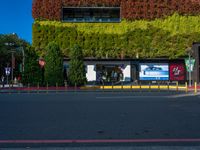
[0, 83, 199, 92]
[0, 83, 23, 88]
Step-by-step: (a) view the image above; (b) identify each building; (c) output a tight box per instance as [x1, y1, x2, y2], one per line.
[32, 0, 200, 83]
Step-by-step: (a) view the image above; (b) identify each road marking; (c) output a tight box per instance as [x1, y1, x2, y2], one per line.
[1, 139, 200, 144]
[169, 93, 200, 98]
[96, 96, 168, 99]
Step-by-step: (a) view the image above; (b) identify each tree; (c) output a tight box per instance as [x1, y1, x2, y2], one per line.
[68, 45, 87, 86]
[22, 46, 42, 86]
[44, 42, 63, 86]
[0, 34, 30, 79]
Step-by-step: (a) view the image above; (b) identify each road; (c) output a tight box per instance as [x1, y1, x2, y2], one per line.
[0, 91, 200, 149]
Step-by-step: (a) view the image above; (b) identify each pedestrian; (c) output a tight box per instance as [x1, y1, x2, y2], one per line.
[114, 72, 118, 81]
[1, 75, 5, 88]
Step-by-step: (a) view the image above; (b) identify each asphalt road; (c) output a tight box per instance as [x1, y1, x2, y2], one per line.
[0, 91, 200, 149]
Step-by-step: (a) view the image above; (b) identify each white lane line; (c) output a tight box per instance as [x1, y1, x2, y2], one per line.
[168, 93, 200, 98]
[96, 96, 168, 99]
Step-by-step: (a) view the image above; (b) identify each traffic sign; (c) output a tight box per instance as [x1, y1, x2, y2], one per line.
[5, 67, 11, 76]
[185, 58, 195, 72]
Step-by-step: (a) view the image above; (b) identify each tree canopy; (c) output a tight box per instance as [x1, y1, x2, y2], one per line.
[0, 34, 30, 78]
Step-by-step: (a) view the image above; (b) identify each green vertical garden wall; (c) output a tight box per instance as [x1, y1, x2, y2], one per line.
[33, 13, 200, 59]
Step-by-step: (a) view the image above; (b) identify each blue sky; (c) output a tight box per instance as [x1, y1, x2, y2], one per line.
[0, 0, 33, 43]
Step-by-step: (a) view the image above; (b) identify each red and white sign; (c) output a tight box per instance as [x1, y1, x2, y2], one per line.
[169, 63, 185, 81]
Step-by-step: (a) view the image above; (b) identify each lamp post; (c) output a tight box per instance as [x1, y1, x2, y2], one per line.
[189, 51, 192, 87]
[18, 47, 25, 72]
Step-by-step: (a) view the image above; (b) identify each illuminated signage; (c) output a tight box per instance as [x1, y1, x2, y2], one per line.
[139, 63, 169, 81]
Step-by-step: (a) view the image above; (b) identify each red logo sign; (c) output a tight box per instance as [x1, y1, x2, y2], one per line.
[170, 63, 185, 81]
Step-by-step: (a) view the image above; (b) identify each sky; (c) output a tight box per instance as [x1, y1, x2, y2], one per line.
[0, 0, 33, 43]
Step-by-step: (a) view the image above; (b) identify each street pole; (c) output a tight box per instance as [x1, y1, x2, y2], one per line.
[21, 47, 25, 72]
[23, 48, 25, 72]
[6, 75, 8, 85]
[11, 52, 14, 87]
[6, 63, 9, 85]
[189, 53, 192, 87]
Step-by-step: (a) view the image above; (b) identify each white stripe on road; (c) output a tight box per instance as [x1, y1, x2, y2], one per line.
[96, 96, 168, 99]
[168, 93, 200, 98]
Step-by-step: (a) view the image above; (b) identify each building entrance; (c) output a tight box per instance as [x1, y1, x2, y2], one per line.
[96, 64, 123, 84]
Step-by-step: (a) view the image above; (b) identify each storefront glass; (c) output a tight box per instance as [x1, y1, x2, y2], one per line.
[96, 64, 123, 83]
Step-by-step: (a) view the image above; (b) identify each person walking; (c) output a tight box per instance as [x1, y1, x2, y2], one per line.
[1, 75, 5, 88]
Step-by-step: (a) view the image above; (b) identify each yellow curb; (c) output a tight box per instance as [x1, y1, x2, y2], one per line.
[96, 86, 187, 90]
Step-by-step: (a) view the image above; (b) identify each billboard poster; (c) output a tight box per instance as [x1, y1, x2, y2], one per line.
[139, 63, 169, 81]
[169, 63, 185, 81]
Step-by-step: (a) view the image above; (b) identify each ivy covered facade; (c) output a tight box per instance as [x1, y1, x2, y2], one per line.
[32, 0, 200, 59]
[32, 0, 200, 83]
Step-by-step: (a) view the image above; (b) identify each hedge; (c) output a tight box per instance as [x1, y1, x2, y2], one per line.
[33, 13, 200, 59]
[32, 0, 200, 21]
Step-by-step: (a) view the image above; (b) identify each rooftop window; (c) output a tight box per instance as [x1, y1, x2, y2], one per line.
[63, 7, 121, 23]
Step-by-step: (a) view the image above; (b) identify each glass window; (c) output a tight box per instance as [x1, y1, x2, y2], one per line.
[63, 7, 121, 22]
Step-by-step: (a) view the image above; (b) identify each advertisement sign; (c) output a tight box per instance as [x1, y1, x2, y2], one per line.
[139, 63, 169, 80]
[169, 63, 185, 81]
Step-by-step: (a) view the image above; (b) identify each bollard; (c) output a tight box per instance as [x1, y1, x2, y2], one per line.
[168, 82, 170, 91]
[93, 82, 96, 91]
[185, 82, 188, 93]
[103, 82, 104, 92]
[28, 83, 30, 94]
[121, 82, 123, 91]
[131, 84, 133, 92]
[112, 82, 114, 92]
[56, 82, 58, 93]
[37, 82, 39, 94]
[158, 82, 160, 92]
[195, 82, 197, 94]
[75, 83, 77, 92]
[9, 82, 11, 94]
[149, 82, 151, 92]
[65, 81, 67, 92]
[140, 82, 142, 93]
[176, 82, 179, 92]
[18, 84, 20, 94]
[46, 82, 48, 94]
